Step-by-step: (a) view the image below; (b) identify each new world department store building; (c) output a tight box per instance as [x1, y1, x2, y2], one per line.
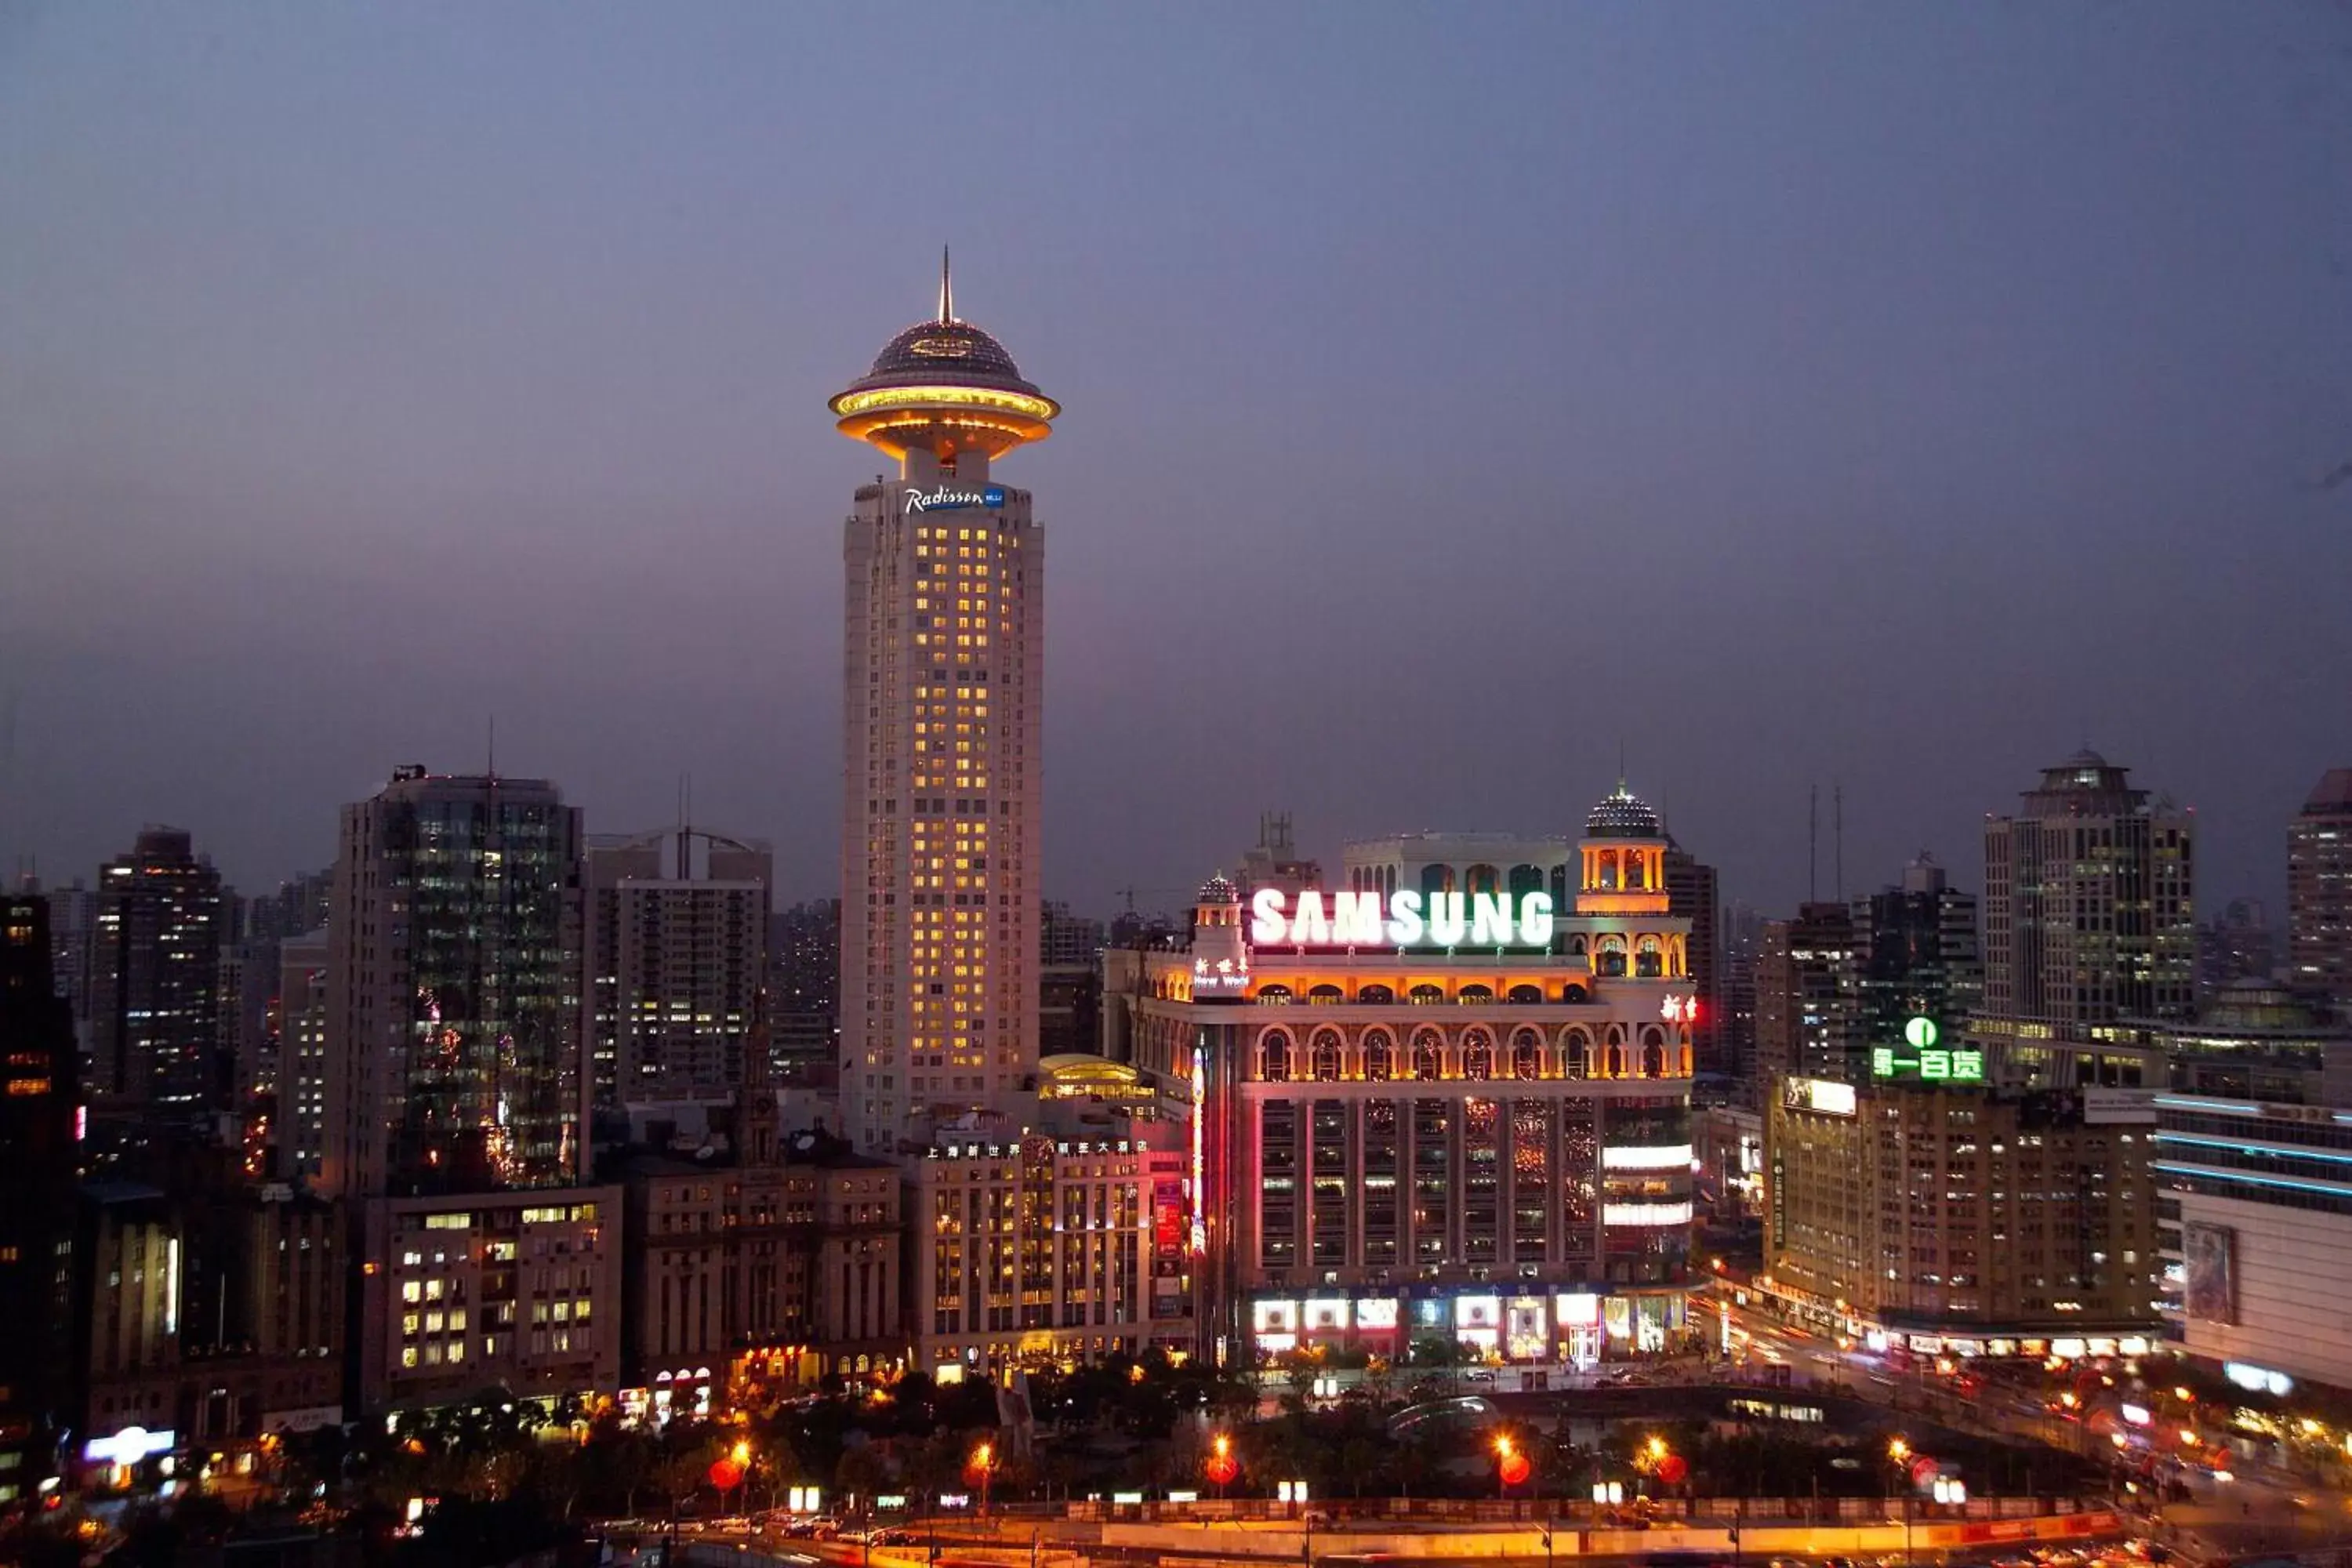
[1105, 792, 1701, 1370]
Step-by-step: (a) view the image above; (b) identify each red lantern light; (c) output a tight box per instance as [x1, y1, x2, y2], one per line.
[709, 1457, 745, 1491]
[1657, 1454, 1688, 1485]
[1205, 1450, 1240, 1486]
[1499, 1450, 1533, 1487]
[1908, 1455, 1939, 1488]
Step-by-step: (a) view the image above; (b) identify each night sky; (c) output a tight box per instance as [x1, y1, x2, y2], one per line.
[3, 3, 2348, 923]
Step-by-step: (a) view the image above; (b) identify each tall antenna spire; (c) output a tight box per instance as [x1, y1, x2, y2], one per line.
[938, 245, 953, 324]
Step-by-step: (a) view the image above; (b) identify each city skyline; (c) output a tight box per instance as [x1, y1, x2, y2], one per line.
[5, 3, 2350, 923]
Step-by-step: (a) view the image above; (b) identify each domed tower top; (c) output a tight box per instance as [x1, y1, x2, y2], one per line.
[1585, 781, 1663, 840]
[1578, 780, 1668, 910]
[829, 248, 1060, 463]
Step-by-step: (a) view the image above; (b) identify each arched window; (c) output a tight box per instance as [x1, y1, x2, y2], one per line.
[1508, 863, 1542, 900]
[1635, 935, 1664, 979]
[1460, 983, 1494, 1004]
[1357, 983, 1395, 1005]
[1512, 1029, 1542, 1080]
[1258, 984, 1293, 1005]
[1604, 1025, 1625, 1079]
[1624, 851, 1647, 890]
[1466, 863, 1501, 896]
[1363, 1030, 1395, 1082]
[1596, 936, 1628, 978]
[1411, 1030, 1443, 1081]
[1312, 1029, 1343, 1082]
[1409, 983, 1445, 1005]
[1563, 982, 1589, 1004]
[1568, 935, 1588, 957]
[1679, 1030, 1693, 1077]
[1562, 1029, 1592, 1079]
[1549, 864, 1570, 909]
[1308, 983, 1345, 1005]
[1260, 1031, 1294, 1082]
[1507, 983, 1542, 1004]
[1599, 850, 1619, 890]
[1461, 1029, 1494, 1080]
[1419, 863, 1456, 899]
[1639, 1026, 1666, 1079]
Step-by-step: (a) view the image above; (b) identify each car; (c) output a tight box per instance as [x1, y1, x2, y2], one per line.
[1465, 1370, 1498, 1385]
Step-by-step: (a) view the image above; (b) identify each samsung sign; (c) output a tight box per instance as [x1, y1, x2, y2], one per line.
[904, 485, 1005, 514]
[1250, 887, 1552, 949]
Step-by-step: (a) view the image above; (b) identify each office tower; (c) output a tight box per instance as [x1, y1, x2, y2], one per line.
[829, 259, 1057, 1152]
[1663, 839, 1720, 1080]
[2195, 897, 2277, 994]
[89, 826, 226, 1107]
[1, 895, 82, 1498]
[278, 933, 331, 1181]
[1240, 812, 1321, 900]
[2288, 768, 2352, 1004]
[1853, 852, 1981, 1044]
[243, 869, 333, 945]
[324, 766, 586, 1199]
[584, 828, 772, 1107]
[1753, 903, 1864, 1087]
[769, 899, 840, 1068]
[1981, 750, 2195, 1033]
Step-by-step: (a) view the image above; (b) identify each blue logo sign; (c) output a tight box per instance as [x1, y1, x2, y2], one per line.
[904, 485, 1005, 515]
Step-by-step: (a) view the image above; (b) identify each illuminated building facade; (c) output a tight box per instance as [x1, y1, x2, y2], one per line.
[1765, 1070, 2158, 1348]
[2288, 768, 2352, 1005]
[902, 1133, 1192, 1378]
[1108, 793, 1701, 1369]
[357, 1188, 619, 1410]
[324, 766, 586, 1200]
[278, 933, 329, 1180]
[830, 258, 1056, 1154]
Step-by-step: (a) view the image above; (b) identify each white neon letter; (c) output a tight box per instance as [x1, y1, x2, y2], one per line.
[1471, 893, 1516, 946]
[1518, 891, 1554, 946]
[1387, 890, 1425, 946]
[1429, 892, 1468, 946]
[1288, 891, 1330, 946]
[1334, 891, 1385, 946]
[1250, 888, 1289, 945]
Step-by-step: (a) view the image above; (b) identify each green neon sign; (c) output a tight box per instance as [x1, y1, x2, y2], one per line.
[1873, 1018, 1982, 1083]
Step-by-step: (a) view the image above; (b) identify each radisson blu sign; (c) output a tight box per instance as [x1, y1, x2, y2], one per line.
[903, 485, 1005, 514]
[1250, 888, 1554, 949]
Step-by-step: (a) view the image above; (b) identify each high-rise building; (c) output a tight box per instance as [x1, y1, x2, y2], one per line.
[2288, 769, 2352, 1005]
[584, 828, 772, 1106]
[1754, 903, 1864, 1088]
[1040, 900, 1105, 1060]
[1720, 901, 1763, 1104]
[278, 932, 331, 1181]
[1853, 852, 1981, 1046]
[2, 895, 82, 1501]
[2195, 897, 2277, 995]
[769, 899, 840, 1068]
[829, 260, 1057, 1153]
[1663, 839, 1720, 1080]
[89, 827, 226, 1107]
[324, 766, 586, 1199]
[1980, 750, 2194, 1044]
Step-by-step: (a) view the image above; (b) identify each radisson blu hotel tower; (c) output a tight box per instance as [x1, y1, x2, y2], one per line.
[829, 257, 1061, 1156]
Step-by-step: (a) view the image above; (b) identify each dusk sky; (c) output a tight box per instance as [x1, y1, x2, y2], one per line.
[3, 2, 2347, 922]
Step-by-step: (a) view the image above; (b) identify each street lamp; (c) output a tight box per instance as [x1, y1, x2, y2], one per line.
[971, 1442, 995, 1519]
